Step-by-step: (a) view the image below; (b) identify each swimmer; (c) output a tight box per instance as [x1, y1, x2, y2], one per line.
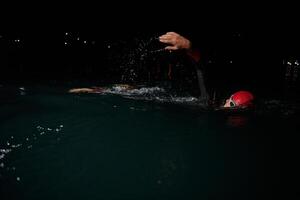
[69, 85, 255, 111]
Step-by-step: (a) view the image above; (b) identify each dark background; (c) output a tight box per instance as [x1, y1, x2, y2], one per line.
[1, 4, 299, 99]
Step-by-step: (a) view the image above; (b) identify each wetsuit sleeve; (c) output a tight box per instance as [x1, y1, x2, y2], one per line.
[192, 58, 210, 101]
[186, 35, 210, 102]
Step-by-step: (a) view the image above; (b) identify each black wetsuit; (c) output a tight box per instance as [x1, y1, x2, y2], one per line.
[168, 50, 209, 101]
[190, 58, 210, 101]
[144, 49, 210, 104]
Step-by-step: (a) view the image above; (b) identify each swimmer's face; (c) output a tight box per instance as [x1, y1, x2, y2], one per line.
[223, 96, 236, 108]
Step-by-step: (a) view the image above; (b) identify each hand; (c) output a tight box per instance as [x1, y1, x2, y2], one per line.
[159, 32, 191, 51]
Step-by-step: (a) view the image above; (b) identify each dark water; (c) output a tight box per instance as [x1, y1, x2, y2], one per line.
[0, 85, 299, 200]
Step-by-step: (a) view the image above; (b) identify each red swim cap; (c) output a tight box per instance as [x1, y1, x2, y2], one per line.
[231, 91, 254, 107]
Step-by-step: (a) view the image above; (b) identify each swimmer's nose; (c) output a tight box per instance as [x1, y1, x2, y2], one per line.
[223, 99, 230, 107]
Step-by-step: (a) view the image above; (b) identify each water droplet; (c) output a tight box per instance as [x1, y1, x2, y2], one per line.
[12, 144, 22, 148]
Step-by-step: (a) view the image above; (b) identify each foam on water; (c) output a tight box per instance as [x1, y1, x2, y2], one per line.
[94, 86, 204, 106]
[106, 86, 165, 95]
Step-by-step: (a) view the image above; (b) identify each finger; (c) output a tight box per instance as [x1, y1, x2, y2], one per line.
[160, 36, 177, 44]
[159, 33, 171, 38]
[159, 38, 173, 44]
[160, 32, 175, 36]
[159, 35, 174, 40]
[165, 46, 178, 50]
[68, 89, 76, 93]
[166, 32, 180, 36]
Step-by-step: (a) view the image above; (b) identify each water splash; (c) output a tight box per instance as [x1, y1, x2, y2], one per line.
[99, 85, 204, 106]
[0, 124, 65, 181]
[109, 35, 167, 83]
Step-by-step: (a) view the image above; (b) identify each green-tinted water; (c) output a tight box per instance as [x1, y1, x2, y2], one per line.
[0, 85, 298, 200]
